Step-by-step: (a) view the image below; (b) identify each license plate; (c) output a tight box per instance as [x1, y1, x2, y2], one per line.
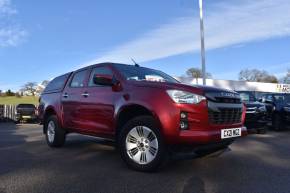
[221, 128, 242, 139]
[22, 116, 31, 119]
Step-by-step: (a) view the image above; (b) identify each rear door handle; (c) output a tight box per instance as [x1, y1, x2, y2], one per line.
[82, 93, 89, 98]
[63, 93, 69, 98]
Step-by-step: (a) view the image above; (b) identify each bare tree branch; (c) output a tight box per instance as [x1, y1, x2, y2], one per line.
[22, 82, 37, 96]
[239, 68, 278, 83]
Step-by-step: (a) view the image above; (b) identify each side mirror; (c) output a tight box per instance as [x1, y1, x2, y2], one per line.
[258, 98, 263, 102]
[93, 74, 114, 86]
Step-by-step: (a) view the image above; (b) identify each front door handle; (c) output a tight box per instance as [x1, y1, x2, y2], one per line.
[82, 93, 89, 98]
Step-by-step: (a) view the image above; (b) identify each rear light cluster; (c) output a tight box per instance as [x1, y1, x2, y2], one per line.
[180, 112, 189, 130]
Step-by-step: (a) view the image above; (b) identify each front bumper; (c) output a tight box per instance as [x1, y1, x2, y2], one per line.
[176, 126, 247, 144]
[16, 114, 38, 120]
[245, 112, 268, 129]
[156, 99, 247, 145]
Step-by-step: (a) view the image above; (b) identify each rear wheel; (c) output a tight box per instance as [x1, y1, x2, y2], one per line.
[45, 115, 66, 147]
[118, 116, 167, 172]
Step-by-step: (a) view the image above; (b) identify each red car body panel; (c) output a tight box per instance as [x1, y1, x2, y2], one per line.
[39, 63, 247, 147]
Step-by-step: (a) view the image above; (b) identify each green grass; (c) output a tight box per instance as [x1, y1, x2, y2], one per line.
[0, 96, 39, 105]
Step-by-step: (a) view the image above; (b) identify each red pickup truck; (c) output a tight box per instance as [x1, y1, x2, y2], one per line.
[39, 63, 247, 171]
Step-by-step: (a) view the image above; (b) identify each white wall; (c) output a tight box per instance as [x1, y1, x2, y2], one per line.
[179, 77, 290, 93]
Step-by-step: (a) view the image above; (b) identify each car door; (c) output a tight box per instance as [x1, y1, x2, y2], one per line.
[79, 66, 120, 136]
[62, 69, 89, 131]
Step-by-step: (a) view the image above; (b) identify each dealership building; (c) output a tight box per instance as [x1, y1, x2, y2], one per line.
[179, 77, 290, 98]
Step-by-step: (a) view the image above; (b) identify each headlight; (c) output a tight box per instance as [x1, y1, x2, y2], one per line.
[166, 90, 206, 104]
[258, 106, 266, 112]
[284, 107, 290, 112]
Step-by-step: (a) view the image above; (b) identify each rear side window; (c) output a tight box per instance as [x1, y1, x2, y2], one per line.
[44, 73, 70, 93]
[17, 104, 35, 108]
[70, 70, 87, 88]
[89, 67, 113, 87]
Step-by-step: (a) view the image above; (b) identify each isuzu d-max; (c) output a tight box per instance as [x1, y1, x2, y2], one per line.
[38, 63, 247, 171]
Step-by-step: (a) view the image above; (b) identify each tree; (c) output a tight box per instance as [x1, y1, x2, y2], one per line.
[34, 80, 50, 95]
[22, 82, 37, 96]
[238, 69, 278, 83]
[186, 68, 212, 79]
[280, 69, 290, 84]
[41, 80, 50, 87]
[5, 89, 15, 96]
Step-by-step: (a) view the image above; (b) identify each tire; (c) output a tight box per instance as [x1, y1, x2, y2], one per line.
[118, 116, 167, 172]
[44, 115, 66, 147]
[273, 114, 283, 131]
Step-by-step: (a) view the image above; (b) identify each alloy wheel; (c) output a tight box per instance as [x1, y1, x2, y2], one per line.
[47, 121, 56, 143]
[126, 126, 158, 165]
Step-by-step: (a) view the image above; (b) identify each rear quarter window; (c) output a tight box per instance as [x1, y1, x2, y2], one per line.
[44, 73, 71, 93]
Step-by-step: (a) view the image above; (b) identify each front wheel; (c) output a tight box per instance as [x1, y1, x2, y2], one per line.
[44, 115, 66, 147]
[118, 116, 167, 172]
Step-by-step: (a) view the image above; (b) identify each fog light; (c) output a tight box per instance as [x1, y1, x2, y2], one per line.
[180, 121, 188, 130]
[180, 112, 189, 130]
[180, 112, 187, 119]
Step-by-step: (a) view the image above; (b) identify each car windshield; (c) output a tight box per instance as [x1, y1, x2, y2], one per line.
[274, 94, 290, 103]
[238, 92, 256, 102]
[114, 64, 179, 83]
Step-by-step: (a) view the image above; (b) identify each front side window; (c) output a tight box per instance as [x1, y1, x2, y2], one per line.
[274, 94, 290, 103]
[70, 70, 87, 88]
[239, 92, 256, 102]
[89, 67, 113, 87]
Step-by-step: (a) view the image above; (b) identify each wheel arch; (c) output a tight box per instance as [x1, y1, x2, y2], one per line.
[43, 107, 57, 134]
[115, 104, 163, 140]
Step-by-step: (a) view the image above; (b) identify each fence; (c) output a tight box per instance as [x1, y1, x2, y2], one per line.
[0, 105, 17, 121]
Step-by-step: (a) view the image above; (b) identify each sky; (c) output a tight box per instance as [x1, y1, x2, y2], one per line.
[0, 0, 290, 91]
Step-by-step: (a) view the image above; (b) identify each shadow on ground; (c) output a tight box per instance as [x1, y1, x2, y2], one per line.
[0, 122, 290, 193]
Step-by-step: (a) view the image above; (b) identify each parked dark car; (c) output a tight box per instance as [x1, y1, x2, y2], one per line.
[0, 105, 4, 121]
[259, 93, 290, 131]
[16, 104, 38, 123]
[38, 63, 247, 172]
[237, 91, 268, 133]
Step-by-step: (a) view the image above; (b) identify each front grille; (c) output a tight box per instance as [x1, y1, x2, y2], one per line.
[214, 97, 241, 104]
[209, 108, 242, 125]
